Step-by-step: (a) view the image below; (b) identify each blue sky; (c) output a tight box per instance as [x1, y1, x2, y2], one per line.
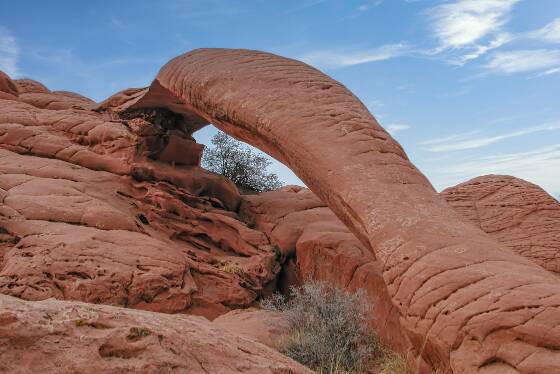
[1, 0, 559, 197]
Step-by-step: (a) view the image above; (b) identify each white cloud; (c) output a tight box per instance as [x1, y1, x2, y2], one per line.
[537, 67, 560, 76]
[529, 18, 560, 44]
[420, 130, 480, 145]
[0, 26, 19, 76]
[423, 122, 560, 152]
[430, 0, 519, 48]
[450, 32, 512, 65]
[484, 49, 560, 74]
[427, 0, 519, 64]
[386, 123, 411, 135]
[300, 43, 409, 69]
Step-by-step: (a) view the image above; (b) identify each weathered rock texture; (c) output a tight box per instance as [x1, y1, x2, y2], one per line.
[214, 307, 289, 349]
[0, 294, 311, 373]
[107, 49, 560, 373]
[243, 182, 560, 371]
[241, 186, 416, 360]
[0, 71, 281, 320]
[442, 175, 560, 274]
[2, 47, 560, 373]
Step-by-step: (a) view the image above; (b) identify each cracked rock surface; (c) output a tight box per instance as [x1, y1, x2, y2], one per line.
[2, 46, 560, 374]
[442, 175, 560, 274]
[0, 71, 280, 320]
[0, 294, 311, 373]
[121, 48, 560, 373]
[243, 182, 560, 372]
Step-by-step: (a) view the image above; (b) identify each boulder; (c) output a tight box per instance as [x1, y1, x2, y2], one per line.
[442, 175, 560, 273]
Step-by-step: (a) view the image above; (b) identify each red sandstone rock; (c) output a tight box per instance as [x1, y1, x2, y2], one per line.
[0, 71, 18, 101]
[13, 78, 50, 94]
[214, 307, 289, 349]
[241, 187, 423, 368]
[243, 182, 560, 371]
[119, 48, 560, 373]
[0, 74, 280, 320]
[442, 175, 560, 274]
[2, 49, 560, 373]
[0, 294, 311, 373]
[0, 71, 17, 94]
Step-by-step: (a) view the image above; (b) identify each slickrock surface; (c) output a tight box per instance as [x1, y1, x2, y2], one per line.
[241, 186, 416, 358]
[442, 175, 560, 274]
[116, 49, 560, 373]
[3, 46, 560, 373]
[214, 307, 289, 349]
[243, 182, 560, 371]
[0, 294, 311, 373]
[0, 71, 280, 320]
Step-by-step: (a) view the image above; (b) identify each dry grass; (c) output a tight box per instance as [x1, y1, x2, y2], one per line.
[219, 262, 245, 276]
[375, 348, 412, 374]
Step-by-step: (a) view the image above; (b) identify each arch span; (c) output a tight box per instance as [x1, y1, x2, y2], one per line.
[114, 49, 560, 373]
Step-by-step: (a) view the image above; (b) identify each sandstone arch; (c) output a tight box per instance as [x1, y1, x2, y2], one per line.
[107, 49, 560, 373]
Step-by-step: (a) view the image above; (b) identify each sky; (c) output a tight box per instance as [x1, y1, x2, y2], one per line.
[1, 0, 559, 197]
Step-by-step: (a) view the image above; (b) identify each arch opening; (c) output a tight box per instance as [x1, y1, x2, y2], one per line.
[102, 48, 560, 373]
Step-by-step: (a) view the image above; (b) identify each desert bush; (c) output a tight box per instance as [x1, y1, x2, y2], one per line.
[202, 130, 283, 193]
[376, 348, 411, 374]
[219, 262, 245, 276]
[262, 282, 378, 373]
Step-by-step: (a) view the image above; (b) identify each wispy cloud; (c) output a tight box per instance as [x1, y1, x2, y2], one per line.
[386, 123, 411, 135]
[429, 0, 519, 48]
[484, 49, 560, 74]
[300, 43, 410, 69]
[358, 0, 384, 12]
[432, 145, 560, 197]
[420, 130, 480, 146]
[427, 0, 519, 64]
[286, 0, 328, 13]
[0, 26, 19, 76]
[422, 122, 560, 152]
[450, 32, 512, 65]
[529, 18, 560, 44]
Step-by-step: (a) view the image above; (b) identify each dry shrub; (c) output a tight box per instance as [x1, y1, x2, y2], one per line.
[262, 282, 379, 373]
[219, 262, 245, 276]
[376, 348, 411, 374]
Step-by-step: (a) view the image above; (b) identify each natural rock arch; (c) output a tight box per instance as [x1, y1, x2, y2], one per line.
[108, 49, 560, 373]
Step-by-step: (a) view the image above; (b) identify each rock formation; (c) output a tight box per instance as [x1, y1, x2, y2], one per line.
[102, 49, 560, 373]
[242, 180, 560, 372]
[2, 46, 560, 373]
[0, 294, 311, 373]
[240, 186, 416, 361]
[214, 307, 289, 349]
[0, 71, 281, 320]
[442, 175, 560, 274]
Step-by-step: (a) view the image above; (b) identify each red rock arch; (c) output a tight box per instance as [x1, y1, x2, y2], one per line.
[116, 49, 560, 373]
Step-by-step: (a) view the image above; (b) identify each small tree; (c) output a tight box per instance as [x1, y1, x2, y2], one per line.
[202, 131, 284, 193]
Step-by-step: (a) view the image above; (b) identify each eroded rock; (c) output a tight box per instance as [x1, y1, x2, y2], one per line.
[0, 294, 311, 373]
[0, 76, 280, 319]
[442, 175, 560, 273]
[117, 48, 560, 373]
